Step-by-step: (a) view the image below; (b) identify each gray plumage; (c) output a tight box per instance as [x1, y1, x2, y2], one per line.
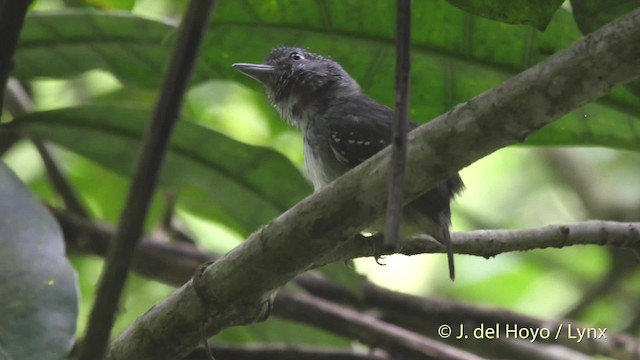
[233, 47, 464, 280]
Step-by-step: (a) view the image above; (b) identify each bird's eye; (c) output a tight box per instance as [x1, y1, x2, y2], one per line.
[289, 52, 304, 61]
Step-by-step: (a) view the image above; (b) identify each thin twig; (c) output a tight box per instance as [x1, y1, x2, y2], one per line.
[2, 80, 86, 214]
[77, 1, 217, 359]
[34, 141, 89, 217]
[3, 78, 32, 115]
[0, 130, 18, 155]
[385, 0, 411, 251]
[323, 221, 640, 265]
[1, 80, 27, 155]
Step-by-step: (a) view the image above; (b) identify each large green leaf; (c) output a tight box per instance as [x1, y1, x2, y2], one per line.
[571, 0, 640, 34]
[446, 0, 564, 31]
[571, 0, 640, 98]
[14, 2, 640, 151]
[15, 11, 183, 88]
[60, 0, 136, 10]
[8, 106, 312, 235]
[0, 163, 78, 360]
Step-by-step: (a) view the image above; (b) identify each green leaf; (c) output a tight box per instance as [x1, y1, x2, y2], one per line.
[571, 0, 640, 34]
[88, 0, 136, 10]
[526, 100, 640, 151]
[445, 0, 564, 31]
[0, 163, 78, 360]
[59, 0, 136, 10]
[570, 0, 640, 98]
[15, 11, 179, 88]
[9, 105, 312, 235]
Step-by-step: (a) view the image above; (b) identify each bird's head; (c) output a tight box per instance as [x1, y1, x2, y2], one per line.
[233, 47, 360, 127]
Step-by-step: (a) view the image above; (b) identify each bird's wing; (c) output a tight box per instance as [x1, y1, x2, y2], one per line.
[328, 120, 390, 167]
[326, 97, 464, 221]
[327, 97, 418, 168]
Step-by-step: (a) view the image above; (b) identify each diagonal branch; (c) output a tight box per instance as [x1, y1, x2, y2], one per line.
[185, 344, 389, 360]
[1, 78, 89, 216]
[34, 140, 90, 217]
[107, 9, 640, 360]
[77, 1, 217, 359]
[274, 291, 486, 360]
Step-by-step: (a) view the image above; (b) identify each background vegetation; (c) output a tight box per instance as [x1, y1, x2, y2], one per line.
[1, 0, 639, 359]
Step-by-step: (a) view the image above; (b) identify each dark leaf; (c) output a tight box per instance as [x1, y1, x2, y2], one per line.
[0, 163, 78, 360]
[446, 0, 565, 30]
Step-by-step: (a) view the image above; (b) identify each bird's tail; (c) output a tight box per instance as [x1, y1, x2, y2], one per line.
[440, 214, 455, 281]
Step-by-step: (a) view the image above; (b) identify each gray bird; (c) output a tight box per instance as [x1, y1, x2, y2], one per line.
[233, 47, 464, 280]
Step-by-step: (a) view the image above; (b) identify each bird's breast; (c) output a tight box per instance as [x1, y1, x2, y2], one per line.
[303, 142, 328, 190]
[302, 120, 348, 190]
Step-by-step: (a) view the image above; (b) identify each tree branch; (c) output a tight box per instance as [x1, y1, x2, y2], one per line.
[274, 291, 486, 360]
[323, 221, 640, 264]
[495, 339, 593, 360]
[184, 344, 389, 360]
[77, 1, 217, 359]
[104, 9, 640, 359]
[35, 141, 90, 217]
[55, 208, 214, 285]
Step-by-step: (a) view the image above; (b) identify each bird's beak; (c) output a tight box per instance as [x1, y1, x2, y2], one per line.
[232, 63, 275, 84]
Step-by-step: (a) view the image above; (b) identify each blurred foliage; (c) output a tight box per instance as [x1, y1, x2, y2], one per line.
[571, 0, 640, 33]
[1, 0, 639, 355]
[446, 0, 564, 30]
